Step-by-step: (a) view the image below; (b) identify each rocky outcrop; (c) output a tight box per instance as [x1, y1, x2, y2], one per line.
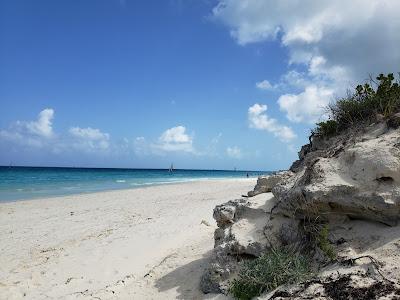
[201, 195, 277, 293]
[201, 187, 301, 294]
[202, 118, 400, 297]
[247, 171, 293, 197]
[273, 122, 400, 226]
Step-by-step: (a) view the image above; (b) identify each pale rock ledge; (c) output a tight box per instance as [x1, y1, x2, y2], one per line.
[201, 119, 400, 298]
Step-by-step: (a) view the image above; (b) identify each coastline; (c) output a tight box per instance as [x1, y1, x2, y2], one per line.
[0, 167, 264, 202]
[0, 178, 255, 299]
[0, 177, 256, 203]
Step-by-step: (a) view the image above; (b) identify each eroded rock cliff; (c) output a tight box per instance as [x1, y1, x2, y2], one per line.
[201, 118, 400, 298]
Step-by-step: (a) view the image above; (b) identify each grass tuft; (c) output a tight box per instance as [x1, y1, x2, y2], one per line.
[229, 248, 311, 300]
[317, 225, 337, 260]
[302, 217, 337, 261]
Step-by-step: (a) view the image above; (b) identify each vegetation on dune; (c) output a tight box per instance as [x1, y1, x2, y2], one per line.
[229, 248, 311, 300]
[314, 73, 400, 138]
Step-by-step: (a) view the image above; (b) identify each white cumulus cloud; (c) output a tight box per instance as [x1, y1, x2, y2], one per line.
[212, 0, 400, 123]
[278, 85, 333, 124]
[157, 126, 194, 153]
[159, 126, 191, 144]
[248, 103, 296, 142]
[0, 109, 114, 155]
[69, 127, 110, 151]
[256, 79, 275, 90]
[26, 108, 55, 138]
[0, 108, 55, 148]
[134, 126, 196, 155]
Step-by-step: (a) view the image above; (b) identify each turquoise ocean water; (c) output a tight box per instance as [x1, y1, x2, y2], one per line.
[0, 167, 269, 202]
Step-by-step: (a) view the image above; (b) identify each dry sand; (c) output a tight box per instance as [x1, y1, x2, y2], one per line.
[0, 179, 254, 300]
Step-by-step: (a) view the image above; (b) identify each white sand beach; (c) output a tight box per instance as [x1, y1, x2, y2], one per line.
[0, 179, 255, 300]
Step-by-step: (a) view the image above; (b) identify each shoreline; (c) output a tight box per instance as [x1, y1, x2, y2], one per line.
[0, 177, 256, 204]
[0, 178, 255, 299]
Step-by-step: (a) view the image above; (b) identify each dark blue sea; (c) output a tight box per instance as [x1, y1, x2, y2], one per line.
[0, 166, 269, 201]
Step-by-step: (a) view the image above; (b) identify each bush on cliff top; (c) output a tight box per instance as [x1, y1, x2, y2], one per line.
[229, 248, 311, 300]
[314, 73, 400, 138]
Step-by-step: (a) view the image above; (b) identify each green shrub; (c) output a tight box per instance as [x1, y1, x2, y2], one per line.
[302, 217, 337, 260]
[317, 225, 336, 260]
[229, 248, 311, 300]
[315, 120, 338, 137]
[314, 73, 400, 138]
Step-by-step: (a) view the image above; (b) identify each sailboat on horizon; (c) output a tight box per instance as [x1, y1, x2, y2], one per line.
[169, 163, 174, 173]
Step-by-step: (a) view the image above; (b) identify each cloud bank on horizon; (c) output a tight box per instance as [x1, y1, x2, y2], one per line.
[0, 109, 202, 158]
[213, 0, 400, 123]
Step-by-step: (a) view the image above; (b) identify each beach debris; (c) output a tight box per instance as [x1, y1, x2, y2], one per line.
[65, 277, 74, 284]
[143, 253, 177, 278]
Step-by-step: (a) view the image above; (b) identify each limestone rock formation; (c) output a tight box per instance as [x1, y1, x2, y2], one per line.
[273, 121, 400, 226]
[247, 171, 293, 197]
[201, 195, 276, 293]
[201, 118, 400, 298]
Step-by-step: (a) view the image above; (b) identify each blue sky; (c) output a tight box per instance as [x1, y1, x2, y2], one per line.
[1, 0, 399, 170]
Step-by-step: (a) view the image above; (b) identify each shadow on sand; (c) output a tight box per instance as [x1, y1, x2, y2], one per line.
[154, 250, 230, 299]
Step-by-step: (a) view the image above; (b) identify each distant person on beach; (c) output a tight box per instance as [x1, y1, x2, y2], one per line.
[246, 173, 249, 178]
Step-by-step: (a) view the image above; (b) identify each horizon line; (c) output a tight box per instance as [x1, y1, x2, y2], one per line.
[0, 165, 271, 173]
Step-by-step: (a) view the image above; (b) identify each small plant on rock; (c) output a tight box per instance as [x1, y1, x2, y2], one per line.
[302, 217, 337, 261]
[317, 224, 337, 260]
[229, 248, 311, 300]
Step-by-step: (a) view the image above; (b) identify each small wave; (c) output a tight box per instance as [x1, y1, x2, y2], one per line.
[130, 182, 159, 186]
[129, 179, 200, 187]
[62, 186, 77, 190]
[116, 180, 126, 183]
